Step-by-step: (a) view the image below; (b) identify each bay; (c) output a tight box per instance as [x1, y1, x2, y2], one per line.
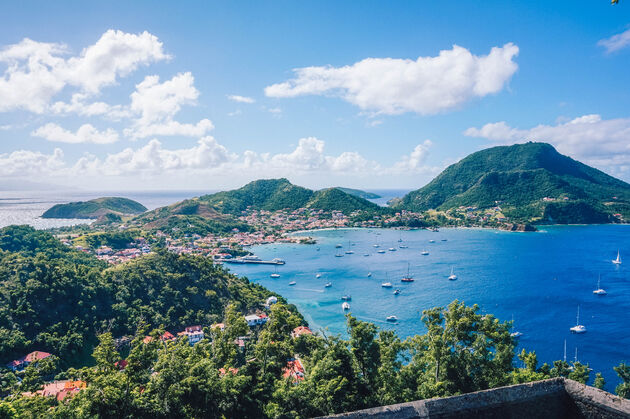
[226, 225, 630, 389]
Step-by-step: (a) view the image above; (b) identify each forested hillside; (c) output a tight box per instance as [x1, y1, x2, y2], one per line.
[395, 143, 630, 224]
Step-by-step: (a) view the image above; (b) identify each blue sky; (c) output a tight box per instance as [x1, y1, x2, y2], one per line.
[0, 1, 629, 190]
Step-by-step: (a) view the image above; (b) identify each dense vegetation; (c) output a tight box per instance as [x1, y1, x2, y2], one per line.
[1, 301, 628, 418]
[395, 143, 630, 224]
[42, 197, 147, 219]
[197, 179, 383, 215]
[0, 226, 281, 365]
[336, 187, 381, 200]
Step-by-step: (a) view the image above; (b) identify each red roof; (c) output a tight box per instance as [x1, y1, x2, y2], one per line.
[185, 325, 203, 333]
[292, 326, 312, 338]
[218, 367, 239, 376]
[24, 351, 52, 363]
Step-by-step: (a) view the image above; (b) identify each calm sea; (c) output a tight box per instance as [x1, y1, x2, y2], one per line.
[226, 226, 630, 390]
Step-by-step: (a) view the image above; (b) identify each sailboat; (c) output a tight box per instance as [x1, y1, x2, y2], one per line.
[569, 306, 586, 333]
[367, 272, 372, 277]
[510, 315, 523, 339]
[593, 275, 606, 295]
[342, 302, 350, 310]
[401, 263, 414, 282]
[612, 250, 622, 265]
[386, 315, 398, 322]
[421, 249, 429, 255]
[448, 267, 457, 281]
[324, 282, 332, 288]
[345, 241, 354, 254]
[316, 273, 322, 279]
[289, 281, 296, 286]
[381, 282, 393, 288]
[335, 251, 344, 257]
[270, 266, 280, 278]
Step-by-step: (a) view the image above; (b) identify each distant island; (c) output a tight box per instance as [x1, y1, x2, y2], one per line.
[42, 197, 147, 219]
[335, 187, 381, 200]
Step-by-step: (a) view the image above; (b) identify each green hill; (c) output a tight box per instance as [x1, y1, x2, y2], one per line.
[42, 197, 147, 219]
[132, 179, 383, 235]
[336, 187, 381, 200]
[308, 187, 381, 213]
[394, 142, 630, 224]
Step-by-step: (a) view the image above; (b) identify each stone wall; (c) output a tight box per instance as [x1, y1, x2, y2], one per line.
[321, 378, 630, 419]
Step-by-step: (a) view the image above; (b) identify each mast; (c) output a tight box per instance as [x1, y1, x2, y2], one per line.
[563, 340, 567, 362]
[576, 305, 580, 325]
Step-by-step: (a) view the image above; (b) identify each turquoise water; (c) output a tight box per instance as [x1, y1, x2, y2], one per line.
[226, 225, 630, 389]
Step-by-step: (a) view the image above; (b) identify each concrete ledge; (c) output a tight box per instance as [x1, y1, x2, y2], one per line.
[321, 378, 630, 419]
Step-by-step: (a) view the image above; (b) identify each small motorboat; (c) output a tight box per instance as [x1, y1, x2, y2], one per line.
[289, 281, 296, 286]
[342, 302, 350, 310]
[381, 282, 393, 288]
[341, 295, 352, 301]
[316, 273, 322, 279]
[367, 272, 372, 277]
[421, 250, 429, 255]
[386, 315, 398, 322]
[270, 273, 280, 278]
[393, 289, 401, 295]
[377, 250, 386, 254]
[325, 282, 332, 288]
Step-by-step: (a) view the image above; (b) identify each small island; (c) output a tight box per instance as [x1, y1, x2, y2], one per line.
[335, 187, 381, 200]
[42, 197, 147, 219]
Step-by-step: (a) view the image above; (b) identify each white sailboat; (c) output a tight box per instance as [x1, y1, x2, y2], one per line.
[342, 302, 350, 310]
[316, 273, 322, 279]
[593, 275, 606, 295]
[569, 306, 586, 334]
[448, 267, 457, 281]
[421, 250, 429, 255]
[381, 282, 393, 288]
[510, 315, 523, 338]
[270, 266, 280, 278]
[386, 315, 398, 322]
[612, 250, 622, 265]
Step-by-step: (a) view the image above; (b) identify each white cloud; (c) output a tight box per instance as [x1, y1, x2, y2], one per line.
[598, 28, 630, 53]
[0, 30, 169, 114]
[82, 136, 234, 175]
[51, 93, 130, 119]
[32, 122, 119, 144]
[124, 72, 214, 139]
[0, 148, 65, 176]
[265, 43, 519, 115]
[464, 114, 630, 173]
[227, 94, 255, 104]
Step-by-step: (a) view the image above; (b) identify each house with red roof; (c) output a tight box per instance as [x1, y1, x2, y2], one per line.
[6, 351, 52, 371]
[291, 326, 313, 339]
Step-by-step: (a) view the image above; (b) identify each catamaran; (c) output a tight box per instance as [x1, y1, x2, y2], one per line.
[381, 282, 393, 288]
[270, 266, 280, 278]
[612, 250, 622, 265]
[448, 267, 457, 281]
[569, 306, 586, 334]
[401, 263, 414, 282]
[593, 275, 606, 295]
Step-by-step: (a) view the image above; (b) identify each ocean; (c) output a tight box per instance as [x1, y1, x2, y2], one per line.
[226, 226, 630, 390]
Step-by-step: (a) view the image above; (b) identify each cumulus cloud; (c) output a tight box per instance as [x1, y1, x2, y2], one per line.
[0, 148, 65, 176]
[31, 123, 119, 144]
[464, 114, 630, 173]
[0, 30, 169, 114]
[227, 94, 255, 103]
[265, 43, 519, 115]
[124, 72, 214, 139]
[598, 28, 630, 54]
[50, 93, 130, 119]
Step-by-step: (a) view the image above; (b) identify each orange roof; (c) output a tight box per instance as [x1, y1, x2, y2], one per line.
[24, 351, 52, 363]
[292, 326, 312, 337]
[218, 367, 239, 376]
